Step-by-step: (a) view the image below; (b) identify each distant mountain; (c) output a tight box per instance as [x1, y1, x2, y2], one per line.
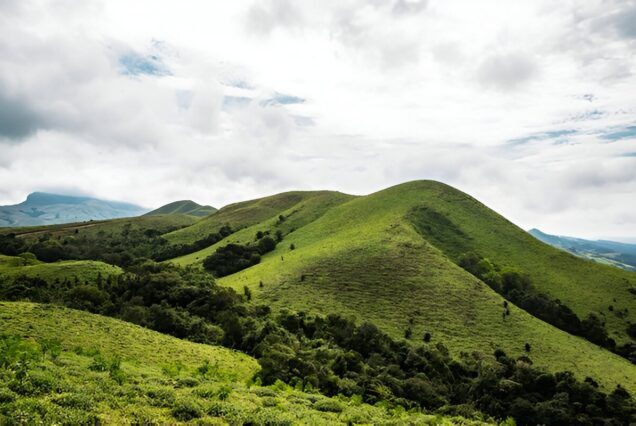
[0, 192, 148, 227]
[529, 228, 636, 271]
[144, 200, 217, 217]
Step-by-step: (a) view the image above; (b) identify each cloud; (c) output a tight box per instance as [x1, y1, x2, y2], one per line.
[0, 87, 43, 141]
[477, 52, 538, 91]
[392, 0, 428, 16]
[261, 92, 305, 106]
[600, 125, 636, 141]
[0, 0, 635, 240]
[245, 0, 303, 35]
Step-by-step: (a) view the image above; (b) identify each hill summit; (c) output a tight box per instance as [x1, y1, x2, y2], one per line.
[144, 200, 217, 217]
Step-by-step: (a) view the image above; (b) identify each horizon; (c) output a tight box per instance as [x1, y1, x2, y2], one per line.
[1, 0, 635, 240]
[4, 184, 636, 243]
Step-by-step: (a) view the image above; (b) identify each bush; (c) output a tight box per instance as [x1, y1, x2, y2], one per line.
[257, 237, 277, 255]
[203, 244, 261, 277]
[313, 399, 343, 413]
[171, 399, 203, 421]
[145, 387, 176, 407]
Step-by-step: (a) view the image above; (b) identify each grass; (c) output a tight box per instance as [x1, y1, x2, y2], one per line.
[0, 301, 490, 425]
[164, 191, 355, 245]
[171, 180, 635, 393]
[144, 200, 217, 217]
[1, 214, 198, 240]
[0, 254, 122, 283]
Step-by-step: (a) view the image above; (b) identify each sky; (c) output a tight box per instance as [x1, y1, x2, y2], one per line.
[0, 0, 635, 240]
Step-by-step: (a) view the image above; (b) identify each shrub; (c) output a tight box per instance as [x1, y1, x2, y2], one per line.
[171, 399, 203, 421]
[203, 244, 261, 277]
[176, 377, 200, 388]
[51, 392, 94, 410]
[217, 383, 232, 400]
[313, 399, 343, 413]
[145, 387, 176, 407]
[257, 237, 277, 255]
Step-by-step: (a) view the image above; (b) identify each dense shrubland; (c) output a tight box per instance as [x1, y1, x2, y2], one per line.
[458, 252, 636, 363]
[0, 224, 235, 266]
[203, 235, 278, 277]
[1, 263, 634, 424]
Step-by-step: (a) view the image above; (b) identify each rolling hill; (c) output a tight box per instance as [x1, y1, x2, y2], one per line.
[0, 192, 148, 227]
[0, 301, 482, 425]
[144, 200, 217, 217]
[168, 180, 636, 392]
[529, 228, 636, 271]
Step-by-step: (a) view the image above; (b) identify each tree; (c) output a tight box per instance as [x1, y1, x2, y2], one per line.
[257, 237, 276, 254]
[243, 286, 252, 301]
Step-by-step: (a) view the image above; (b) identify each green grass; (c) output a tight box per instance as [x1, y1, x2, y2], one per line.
[171, 180, 635, 393]
[0, 301, 489, 425]
[144, 200, 217, 217]
[1, 214, 199, 241]
[0, 254, 122, 283]
[164, 191, 355, 245]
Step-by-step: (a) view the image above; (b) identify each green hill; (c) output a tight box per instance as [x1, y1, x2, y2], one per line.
[168, 181, 636, 393]
[144, 200, 217, 217]
[164, 191, 355, 246]
[0, 254, 122, 282]
[0, 302, 484, 425]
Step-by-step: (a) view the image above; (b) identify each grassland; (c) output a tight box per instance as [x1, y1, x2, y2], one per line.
[144, 200, 217, 217]
[170, 181, 635, 393]
[2, 214, 199, 241]
[0, 301, 489, 425]
[164, 191, 355, 246]
[0, 254, 122, 282]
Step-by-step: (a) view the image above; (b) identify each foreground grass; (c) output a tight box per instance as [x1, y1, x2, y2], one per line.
[0, 302, 493, 425]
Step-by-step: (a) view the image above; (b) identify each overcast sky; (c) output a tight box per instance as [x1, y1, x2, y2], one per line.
[1, 0, 635, 240]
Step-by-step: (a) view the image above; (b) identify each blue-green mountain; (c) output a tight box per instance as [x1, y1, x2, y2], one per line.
[529, 228, 636, 271]
[0, 192, 148, 227]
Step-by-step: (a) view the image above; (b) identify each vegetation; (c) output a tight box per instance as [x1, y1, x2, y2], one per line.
[1, 180, 635, 423]
[1, 303, 477, 425]
[210, 181, 635, 392]
[458, 252, 636, 363]
[0, 215, 196, 267]
[144, 199, 217, 217]
[1, 264, 634, 424]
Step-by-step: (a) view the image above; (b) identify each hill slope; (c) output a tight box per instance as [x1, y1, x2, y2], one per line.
[529, 228, 636, 271]
[165, 190, 355, 246]
[169, 180, 636, 392]
[0, 302, 481, 425]
[0, 192, 148, 227]
[144, 200, 217, 217]
[0, 254, 122, 282]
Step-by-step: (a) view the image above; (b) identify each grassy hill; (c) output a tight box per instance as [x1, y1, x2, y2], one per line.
[168, 181, 636, 393]
[0, 302, 485, 425]
[1, 214, 198, 240]
[144, 200, 217, 218]
[0, 254, 122, 282]
[164, 191, 355, 246]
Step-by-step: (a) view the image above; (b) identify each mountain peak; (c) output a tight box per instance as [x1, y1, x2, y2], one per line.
[24, 192, 92, 206]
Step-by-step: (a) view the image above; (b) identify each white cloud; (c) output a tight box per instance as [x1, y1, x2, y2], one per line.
[0, 0, 635, 239]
